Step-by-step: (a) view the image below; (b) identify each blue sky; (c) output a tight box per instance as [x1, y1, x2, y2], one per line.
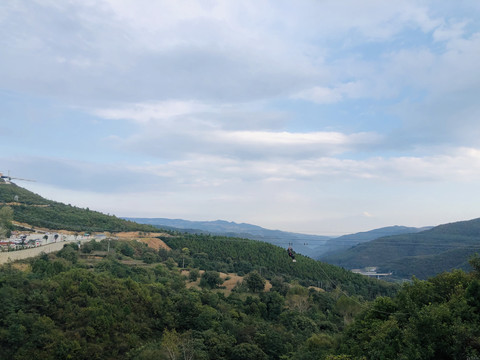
[1, 1, 480, 235]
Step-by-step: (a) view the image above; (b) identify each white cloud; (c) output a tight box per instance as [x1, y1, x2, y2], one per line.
[292, 82, 365, 104]
[95, 100, 214, 123]
[6, 144, 480, 234]
[110, 124, 383, 160]
[433, 20, 468, 42]
[2, 1, 480, 234]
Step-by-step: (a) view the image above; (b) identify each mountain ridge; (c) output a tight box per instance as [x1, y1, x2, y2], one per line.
[0, 182, 158, 233]
[313, 225, 432, 259]
[320, 217, 480, 279]
[123, 217, 429, 258]
[122, 217, 332, 257]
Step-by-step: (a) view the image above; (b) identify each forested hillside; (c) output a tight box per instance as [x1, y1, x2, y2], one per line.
[337, 257, 480, 359]
[0, 234, 394, 360]
[2, 234, 479, 359]
[163, 234, 396, 300]
[2, 182, 480, 358]
[0, 183, 158, 233]
[321, 218, 480, 280]
[313, 225, 429, 259]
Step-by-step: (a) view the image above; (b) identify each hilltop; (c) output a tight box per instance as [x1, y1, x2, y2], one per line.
[0, 182, 159, 233]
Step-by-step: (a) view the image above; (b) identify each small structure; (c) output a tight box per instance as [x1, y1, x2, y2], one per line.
[352, 267, 392, 279]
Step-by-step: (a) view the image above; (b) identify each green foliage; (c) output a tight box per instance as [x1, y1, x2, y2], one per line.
[164, 234, 397, 300]
[0, 183, 160, 233]
[119, 242, 135, 257]
[245, 271, 266, 292]
[1, 233, 381, 359]
[337, 269, 480, 359]
[3, 236, 478, 360]
[469, 253, 480, 276]
[200, 271, 224, 289]
[57, 243, 79, 264]
[189, 268, 200, 281]
[323, 218, 480, 280]
[4, 211, 453, 360]
[0, 206, 13, 239]
[230, 343, 268, 360]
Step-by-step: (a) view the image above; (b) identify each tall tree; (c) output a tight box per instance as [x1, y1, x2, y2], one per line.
[0, 206, 13, 239]
[245, 271, 266, 293]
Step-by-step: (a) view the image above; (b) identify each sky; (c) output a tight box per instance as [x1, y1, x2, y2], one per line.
[1, 1, 480, 235]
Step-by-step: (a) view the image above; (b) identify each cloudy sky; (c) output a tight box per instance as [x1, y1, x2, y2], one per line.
[1, 1, 480, 235]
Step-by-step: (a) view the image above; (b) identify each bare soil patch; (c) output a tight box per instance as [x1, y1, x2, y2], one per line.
[137, 237, 171, 251]
[113, 232, 172, 251]
[11, 262, 30, 272]
[181, 270, 272, 294]
[115, 231, 170, 238]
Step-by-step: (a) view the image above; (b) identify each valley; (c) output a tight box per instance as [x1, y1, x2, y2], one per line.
[1, 183, 480, 359]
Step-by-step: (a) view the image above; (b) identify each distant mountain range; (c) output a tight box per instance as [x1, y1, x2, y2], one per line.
[122, 217, 428, 259]
[122, 217, 331, 256]
[320, 218, 480, 279]
[127, 217, 480, 280]
[4, 182, 478, 281]
[312, 225, 432, 259]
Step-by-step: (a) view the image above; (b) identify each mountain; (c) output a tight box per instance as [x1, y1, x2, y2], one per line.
[126, 218, 432, 260]
[123, 217, 331, 256]
[0, 221, 398, 359]
[320, 217, 480, 280]
[312, 225, 431, 259]
[0, 182, 158, 233]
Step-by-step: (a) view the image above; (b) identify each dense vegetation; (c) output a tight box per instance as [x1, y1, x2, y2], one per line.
[337, 258, 480, 359]
[0, 237, 373, 360]
[125, 217, 331, 258]
[2, 183, 480, 358]
[0, 183, 158, 233]
[1, 234, 479, 359]
[321, 218, 480, 280]
[0, 206, 14, 238]
[163, 234, 397, 300]
[312, 225, 427, 259]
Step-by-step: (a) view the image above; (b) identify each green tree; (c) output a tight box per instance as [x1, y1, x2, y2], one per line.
[0, 206, 13, 239]
[189, 268, 200, 282]
[469, 253, 480, 277]
[245, 271, 266, 293]
[270, 276, 289, 296]
[260, 291, 285, 320]
[335, 295, 363, 325]
[142, 251, 157, 264]
[200, 271, 224, 289]
[181, 247, 190, 269]
[230, 343, 267, 360]
[161, 328, 180, 360]
[57, 244, 78, 264]
[120, 242, 135, 257]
